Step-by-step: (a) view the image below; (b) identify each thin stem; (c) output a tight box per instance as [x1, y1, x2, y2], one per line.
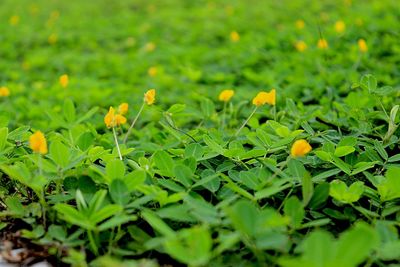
[123, 102, 145, 144]
[112, 127, 123, 160]
[235, 106, 258, 136]
[221, 101, 227, 130]
[273, 105, 277, 121]
[38, 153, 43, 176]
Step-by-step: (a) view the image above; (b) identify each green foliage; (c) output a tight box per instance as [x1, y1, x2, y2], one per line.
[0, 0, 399, 266]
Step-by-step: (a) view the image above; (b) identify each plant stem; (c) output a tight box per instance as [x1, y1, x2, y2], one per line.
[221, 101, 227, 130]
[112, 127, 123, 160]
[235, 106, 258, 136]
[123, 102, 145, 144]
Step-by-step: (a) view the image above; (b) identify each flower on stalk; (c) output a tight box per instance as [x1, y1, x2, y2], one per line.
[104, 107, 127, 128]
[9, 15, 20, 26]
[317, 38, 328, 49]
[118, 103, 129, 115]
[334, 20, 346, 33]
[358, 39, 368, 53]
[29, 131, 48, 155]
[291, 139, 312, 157]
[252, 89, 276, 106]
[295, 19, 305, 30]
[59, 74, 69, 88]
[230, 31, 240, 42]
[148, 66, 158, 77]
[219, 89, 235, 102]
[0, 87, 10, 97]
[144, 42, 156, 52]
[295, 40, 307, 52]
[144, 89, 156, 105]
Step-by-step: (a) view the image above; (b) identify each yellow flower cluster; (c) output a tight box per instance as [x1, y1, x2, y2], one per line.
[291, 139, 312, 157]
[59, 74, 69, 88]
[317, 38, 329, 49]
[104, 106, 128, 128]
[219, 90, 235, 102]
[144, 89, 156, 105]
[252, 89, 276, 106]
[230, 31, 240, 42]
[0, 87, 10, 97]
[29, 131, 48, 155]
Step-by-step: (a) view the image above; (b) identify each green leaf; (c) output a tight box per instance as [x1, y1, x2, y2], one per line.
[301, 174, 313, 206]
[63, 99, 76, 123]
[227, 199, 258, 236]
[164, 226, 212, 267]
[173, 164, 193, 187]
[335, 222, 379, 266]
[329, 180, 364, 203]
[54, 204, 94, 230]
[308, 182, 330, 210]
[373, 140, 388, 160]
[153, 150, 174, 177]
[284, 196, 304, 229]
[334, 146, 355, 157]
[0, 127, 8, 152]
[106, 159, 125, 181]
[377, 167, 400, 201]
[109, 179, 130, 205]
[50, 140, 70, 168]
[203, 135, 225, 155]
[184, 143, 204, 160]
[141, 210, 175, 237]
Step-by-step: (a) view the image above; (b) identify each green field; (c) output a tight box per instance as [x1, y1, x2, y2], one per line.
[1, 0, 400, 266]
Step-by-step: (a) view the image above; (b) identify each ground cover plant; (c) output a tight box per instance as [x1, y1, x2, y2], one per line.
[0, 0, 400, 266]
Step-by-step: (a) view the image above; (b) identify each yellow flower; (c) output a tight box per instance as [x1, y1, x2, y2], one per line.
[230, 31, 240, 42]
[291, 139, 312, 157]
[118, 103, 129, 115]
[144, 89, 156, 105]
[219, 89, 235, 102]
[48, 33, 58, 44]
[144, 42, 156, 52]
[59, 74, 69, 88]
[317, 38, 328, 49]
[104, 107, 127, 128]
[29, 131, 48, 155]
[358, 39, 368, 53]
[148, 66, 158, 77]
[0, 87, 10, 97]
[252, 89, 276, 106]
[334, 20, 346, 33]
[295, 40, 307, 52]
[295, 19, 305, 30]
[9, 15, 20, 26]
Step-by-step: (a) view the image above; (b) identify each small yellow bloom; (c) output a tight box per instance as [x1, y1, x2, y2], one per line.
[295, 40, 307, 52]
[118, 103, 129, 115]
[144, 89, 156, 105]
[29, 131, 48, 155]
[0, 87, 10, 97]
[219, 89, 235, 102]
[59, 74, 69, 88]
[148, 66, 158, 77]
[317, 38, 328, 49]
[252, 89, 276, 107]
[9, 15, 20, 26]
[48, 33, 58, 44]
[104, 107, 127, 128]
[230, 31, 240, 42]
[295, 19, 305, 30]
[144, 42, 156, 52]
[334, 20, 346, 33]
[358, 39, 368, 53]
[291, 139, 312, 157]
